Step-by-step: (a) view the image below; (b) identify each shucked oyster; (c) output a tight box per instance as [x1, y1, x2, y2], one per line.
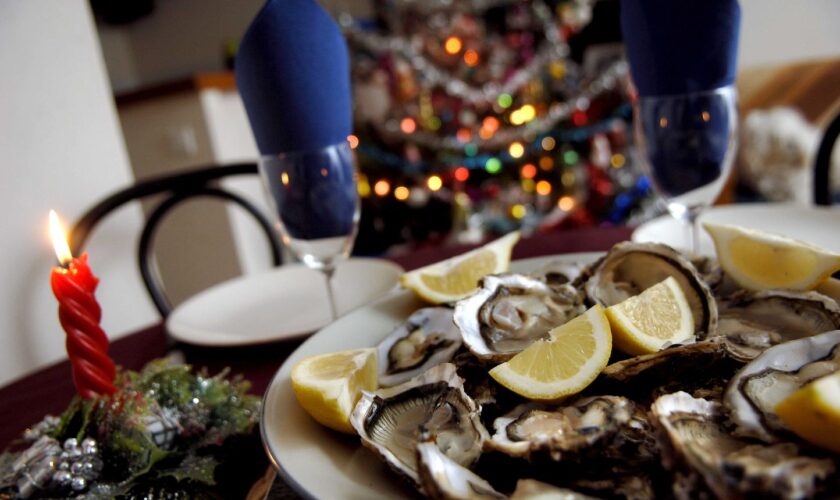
[455, 273, 585, 362]
[724, 329, 840, 442]
[350, 364, 488, 486]
[715, 290, 840, 361]
[580, 242, 718, 338]
[377, 307, 462, 387]
[487, 396, 655, 463]
[653, 392, 835, 499]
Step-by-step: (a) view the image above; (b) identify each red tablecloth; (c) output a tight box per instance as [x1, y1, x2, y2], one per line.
[0, 225, 632, 449]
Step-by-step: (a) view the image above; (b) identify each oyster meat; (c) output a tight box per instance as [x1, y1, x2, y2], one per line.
[580, 242, 718, 338]
[487, 396, 654, 463]
[724, 329, 840, 441]
[455, 273, 585, 362]
[350, 364, 488, 486]
[378, 307, 462, 387]
[653, 392, 835, 499]
[715, 290, 840, 361]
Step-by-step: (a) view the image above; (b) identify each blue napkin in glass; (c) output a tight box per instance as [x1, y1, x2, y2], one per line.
[235, 0, 352, 154]
[621, 0, 741, 96]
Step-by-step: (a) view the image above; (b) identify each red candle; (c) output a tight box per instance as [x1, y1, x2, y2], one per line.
[48, 211, 116, 399]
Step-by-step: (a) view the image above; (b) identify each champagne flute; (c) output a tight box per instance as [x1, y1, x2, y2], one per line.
[258, 140, 360, 320]
[633, 85, 738, 254]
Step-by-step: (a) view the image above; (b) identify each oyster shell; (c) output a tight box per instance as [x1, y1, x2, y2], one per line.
[378, 307, 462, 387]
[416, 441, 504, 500]
[652, 392, 835, 499]
[455, 274, 585, 362]
[350, 364, 488, 486]
[487, 396, 654, 462]
[580, 242, 718, 338]
[724, 329, 840, 442]
[715, 290, 840, 361]
[596, 338, 740, 403]
[532, 259, 586, 286]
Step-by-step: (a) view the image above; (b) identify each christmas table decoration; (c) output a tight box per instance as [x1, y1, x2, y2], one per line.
[0, 361, 260, 498]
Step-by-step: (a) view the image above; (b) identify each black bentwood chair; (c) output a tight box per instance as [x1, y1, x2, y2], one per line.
[69, 163, 283, 317]
[815, 110, 840, 206]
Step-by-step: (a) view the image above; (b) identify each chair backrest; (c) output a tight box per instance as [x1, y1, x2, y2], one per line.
[815, 110, 840, 205]
[70, 163, 282, 317]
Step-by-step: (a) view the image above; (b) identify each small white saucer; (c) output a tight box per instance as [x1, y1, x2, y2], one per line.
[166, 258, 403, 346]
[633, 203, 840, 255]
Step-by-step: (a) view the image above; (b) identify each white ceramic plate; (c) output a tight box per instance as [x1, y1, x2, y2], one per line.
[166, 258, 403, 346]
[633, 203, 840, 255]
[261, 253, 600, 499]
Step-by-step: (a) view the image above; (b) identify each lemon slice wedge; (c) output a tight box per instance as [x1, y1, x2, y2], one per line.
[400, 231, 520, 304]
[776, 371, 840, 453]
[704, 222, 840, 291]
[291, 348, 378, 434]
[605, 276, 694, 356]
[489, 305, 611, 402]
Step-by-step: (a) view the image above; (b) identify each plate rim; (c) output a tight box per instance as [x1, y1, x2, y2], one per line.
[165, 258, 404, 347]
[260, 251, 603, 499]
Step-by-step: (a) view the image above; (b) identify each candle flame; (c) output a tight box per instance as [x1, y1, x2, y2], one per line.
[49, 210, 73, 266]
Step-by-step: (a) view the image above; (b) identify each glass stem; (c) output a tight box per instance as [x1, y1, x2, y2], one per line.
[685, 206, 703, 256]
[322, 266, 338, 321]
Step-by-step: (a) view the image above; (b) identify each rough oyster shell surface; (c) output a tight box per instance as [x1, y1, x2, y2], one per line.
[652, 392, 835, 499]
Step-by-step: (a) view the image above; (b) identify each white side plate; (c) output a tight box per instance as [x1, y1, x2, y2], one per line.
[166, 258, 403, 346]
[633, 203, 840, 255]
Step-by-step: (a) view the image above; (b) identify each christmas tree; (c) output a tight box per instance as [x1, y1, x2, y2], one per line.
[341, 0, 651, 255]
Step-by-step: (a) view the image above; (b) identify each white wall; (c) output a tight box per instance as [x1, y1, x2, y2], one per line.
[739, 0, 840, 69]
[0, 0, 157, 386]
[97, 0, 374, 92]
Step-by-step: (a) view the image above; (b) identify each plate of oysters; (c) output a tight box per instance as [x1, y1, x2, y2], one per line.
[262, 223, 840, 499]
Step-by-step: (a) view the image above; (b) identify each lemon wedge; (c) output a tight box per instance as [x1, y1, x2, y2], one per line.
[704, 222, 840, 291]
[489, 305, 611, 402]
[401, 231, 520, 304]
[776, 371, 840, 454]
[291, 348, 378, 434]
[605, 276, 694, 356]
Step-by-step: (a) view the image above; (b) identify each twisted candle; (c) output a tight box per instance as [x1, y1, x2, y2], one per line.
[48, 212, 116, 399]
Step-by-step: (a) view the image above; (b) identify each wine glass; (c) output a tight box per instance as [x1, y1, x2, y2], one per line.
[633, 85, 739, 254]
[258, 140, 360, 320]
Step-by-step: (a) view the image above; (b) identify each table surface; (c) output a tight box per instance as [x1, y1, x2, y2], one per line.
[0, 226, 633, 493]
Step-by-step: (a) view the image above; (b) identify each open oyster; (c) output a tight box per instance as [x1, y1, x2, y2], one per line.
[377, 307, 462, 387]
[454, 274, 584, 362]
[715, 290, 840, 361]
[487, 396, 655, 463]
[724, 329, 840, 442]
[653, 392, 835, 499]
[580, 242, 718, 338]
[350, 364, 488, 486]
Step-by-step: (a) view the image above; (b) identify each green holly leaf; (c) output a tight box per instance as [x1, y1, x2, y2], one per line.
[160, 454, 218, 486]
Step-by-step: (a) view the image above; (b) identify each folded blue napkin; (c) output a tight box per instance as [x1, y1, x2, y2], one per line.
[235, 0, 352, 154]
[621, 0, 741, 96]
